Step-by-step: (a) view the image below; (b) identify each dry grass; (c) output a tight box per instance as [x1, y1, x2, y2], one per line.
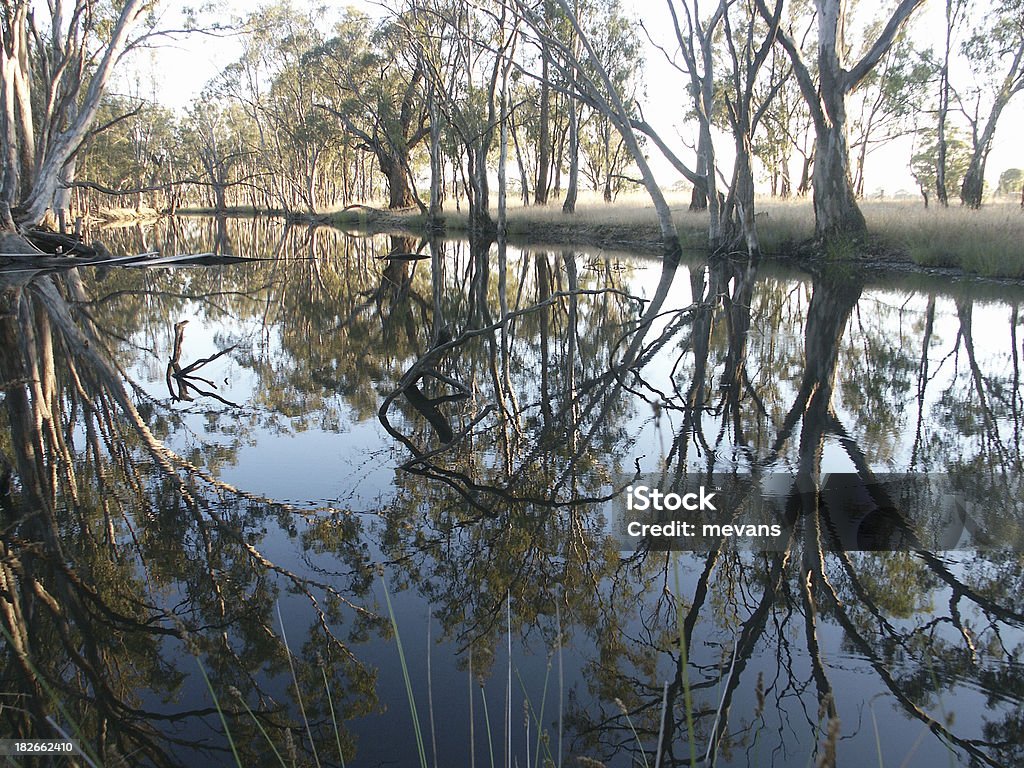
[860, 199, 1024, 278]
[327, 191, 1024, 278]
[94, 205, 162, 222]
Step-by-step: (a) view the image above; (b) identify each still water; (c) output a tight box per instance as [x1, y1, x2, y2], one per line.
[1, 216, 1021, 767]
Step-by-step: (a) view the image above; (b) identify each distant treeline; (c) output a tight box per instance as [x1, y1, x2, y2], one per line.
[2, 0, 1023, 255]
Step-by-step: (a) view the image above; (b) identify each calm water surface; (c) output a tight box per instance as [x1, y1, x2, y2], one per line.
[1, 216, 1021, 767]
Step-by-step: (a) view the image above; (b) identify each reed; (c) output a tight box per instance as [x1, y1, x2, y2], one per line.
[322, 668, 347, 768]
[0, 623, 103, 768]
[194, 657, 243, 767]
[380, 574, 430, 768]
[276, 602, 322, 768]
[673, 556, 700, 768]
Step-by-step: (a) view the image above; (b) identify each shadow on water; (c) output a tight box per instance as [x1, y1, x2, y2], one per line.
[1, 215, 1022, 766]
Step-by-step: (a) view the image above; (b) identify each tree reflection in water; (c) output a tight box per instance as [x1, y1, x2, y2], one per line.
[0, 216, 1021, 767]
[0, 266, 378, 766]
[375, 228, 1023, 767]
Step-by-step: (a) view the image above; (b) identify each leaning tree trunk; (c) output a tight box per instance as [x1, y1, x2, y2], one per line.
[797, 152, 813, 196]
[958, 92, 1012, 209]
[18, 1, 149, 228]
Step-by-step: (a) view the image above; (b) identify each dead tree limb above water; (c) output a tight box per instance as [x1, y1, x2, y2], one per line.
[165, 319, 240, 407]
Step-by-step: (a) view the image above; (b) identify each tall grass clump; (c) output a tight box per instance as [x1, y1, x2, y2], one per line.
[863, 201, 1024, 277]
[751, 198, 817, 252]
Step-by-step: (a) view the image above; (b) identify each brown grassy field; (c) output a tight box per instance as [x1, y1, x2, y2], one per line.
[328, 191, 1024, 278]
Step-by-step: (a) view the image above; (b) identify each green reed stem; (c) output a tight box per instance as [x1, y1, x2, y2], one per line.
[194, 657, 242, 767]
[322, 668, 346, 768]
[231, 691, 288, 768]
[0, 623, 102, 768]
[276, 602, 321, 768]
[480, 684, 497, 768]
[380, 573, 429, 768]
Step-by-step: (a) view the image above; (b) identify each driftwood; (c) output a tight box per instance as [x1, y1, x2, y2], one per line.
[374, 251, 430, 261]
[24, 228, 99, 256]
[1, 246, 256, 275]
[166, 319, 240, 407]
[403, 373, 470, 443]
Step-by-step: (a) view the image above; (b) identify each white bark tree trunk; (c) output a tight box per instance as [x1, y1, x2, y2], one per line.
[4, 0, 149, 229]
[761, 0, 924, 239]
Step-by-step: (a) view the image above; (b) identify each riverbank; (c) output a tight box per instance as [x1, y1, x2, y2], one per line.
[322, 194, 1024, 280]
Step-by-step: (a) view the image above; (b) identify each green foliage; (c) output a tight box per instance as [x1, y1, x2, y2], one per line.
[850, 33, 934, 147]
[910, 128, 971, 195]
[961, 0, 1024, 78]
[997, 168, 1023, 197]
[577, 0, 645, 200]
[76, 96, 181, 210]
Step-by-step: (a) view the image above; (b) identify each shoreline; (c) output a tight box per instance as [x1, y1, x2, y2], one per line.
[164, 197, 1024, 283]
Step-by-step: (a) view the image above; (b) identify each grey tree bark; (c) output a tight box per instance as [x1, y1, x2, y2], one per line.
[0, 0, 153, 230]
[959, 37, 1024, 208]
[550, 0, 681, 256]
[759, 0, 925, 240]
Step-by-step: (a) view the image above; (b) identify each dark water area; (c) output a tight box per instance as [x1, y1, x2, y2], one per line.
[1, 216, 1022, 767]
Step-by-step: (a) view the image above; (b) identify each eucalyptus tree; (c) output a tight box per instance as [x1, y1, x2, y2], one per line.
[910, 127, 971, 207]
[181, 98, 258, 211]
[579, 114, 630, 201]
[561, 1, 582, 213]
[513, 0, 682, 255]
[533, 2, 554, 204]
[215, 3, 338, 213]
[309, 11, 430, 210]
[73, 95, 179, 214]
[260, 10, 338, 212]
[848, 30, 932, 198]
[0, 0, 158, 231]
[717, 0, 785, 257]
[997, 168, 1023, 198]
[640, 0, 782, 255]
[753, 36, 817, 198]
[957, 0, 1024, 208]
[758, 0, 925, 239]
[504, 0, 642, 210]
[678, 0, 736, 234]
[399, 0, 511, 234]
[753, 46, 805, 197]
[576, 0, 644, 203]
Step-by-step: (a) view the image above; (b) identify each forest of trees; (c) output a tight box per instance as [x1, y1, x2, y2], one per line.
[2, 0, 1023, 256]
